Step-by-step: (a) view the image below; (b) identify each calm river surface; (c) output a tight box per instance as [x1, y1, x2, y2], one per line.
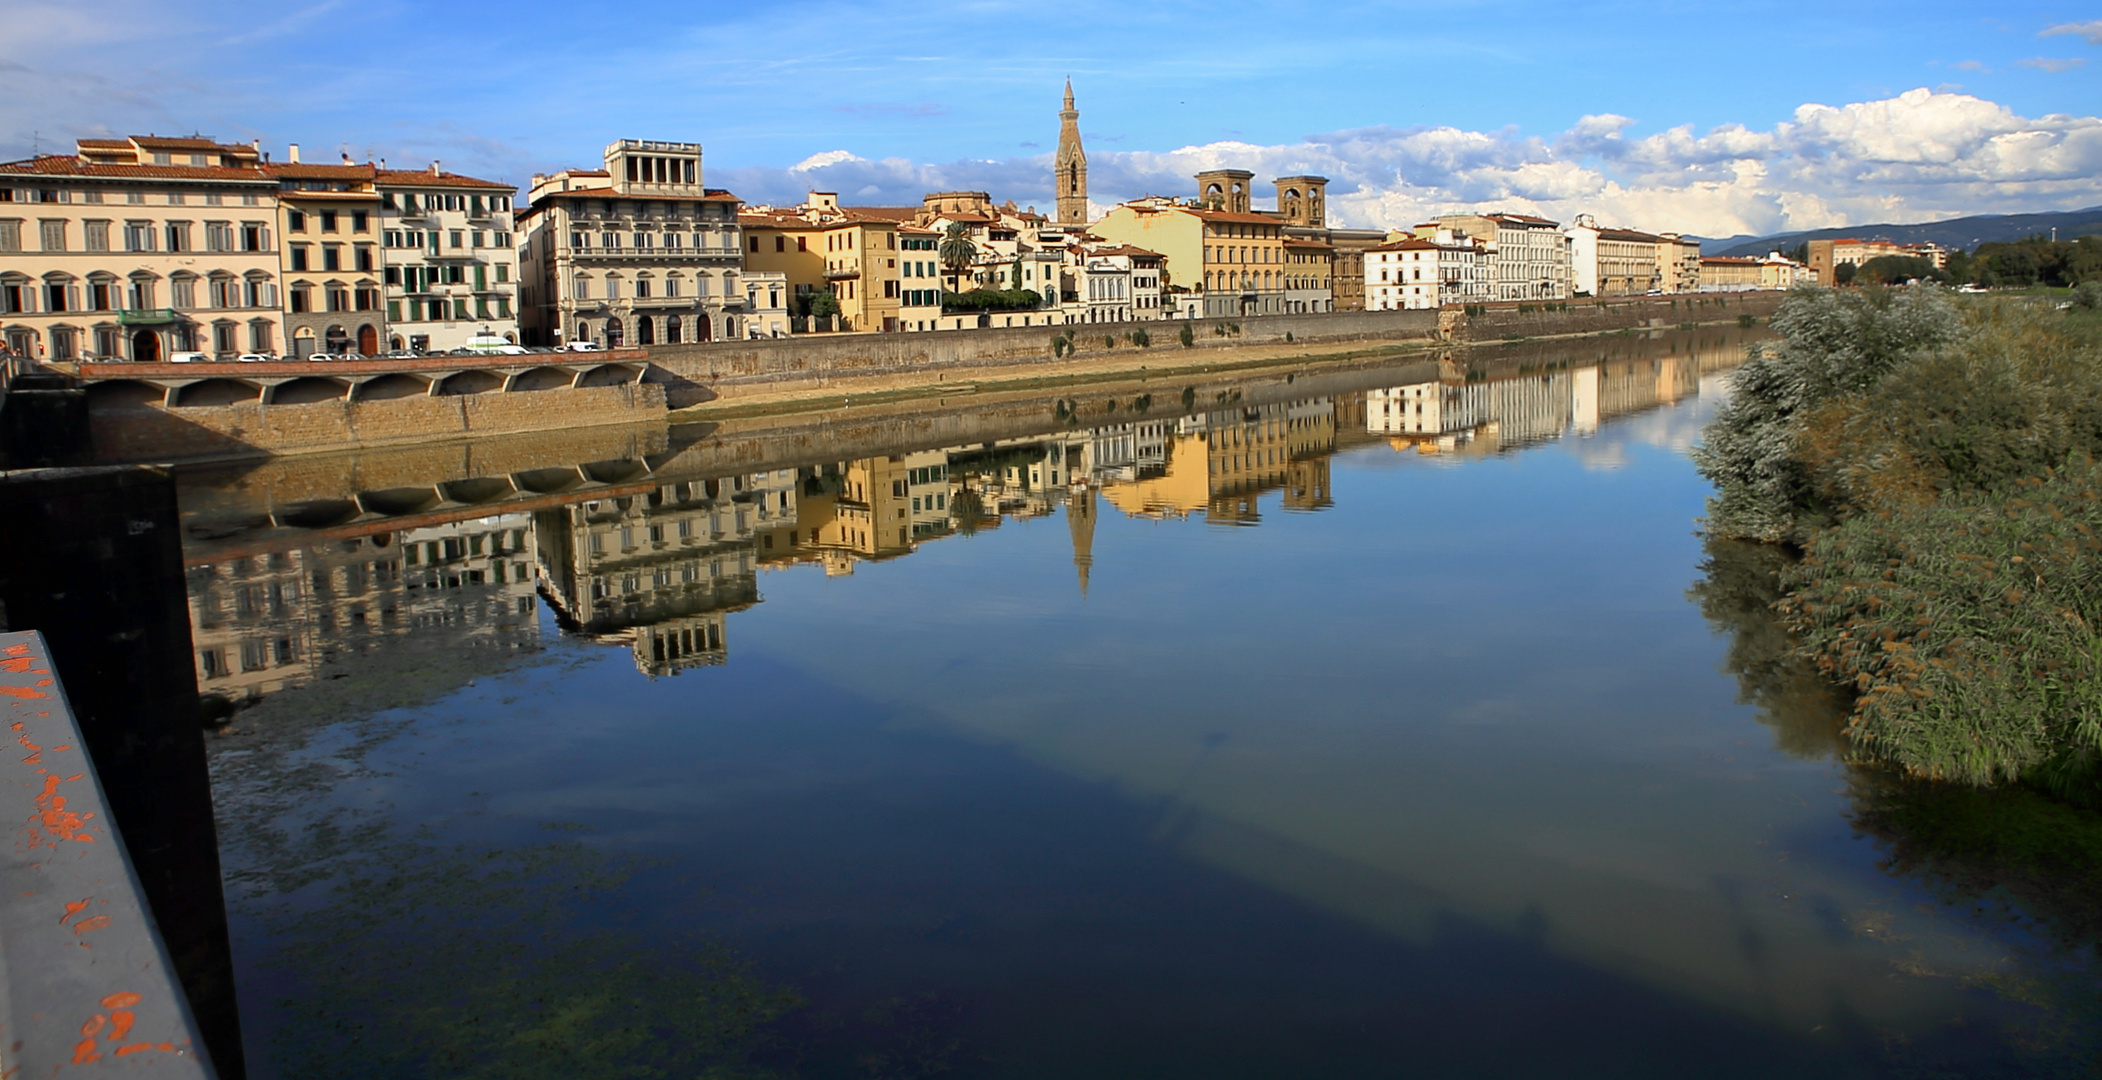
[180, 327, 2101, 1078]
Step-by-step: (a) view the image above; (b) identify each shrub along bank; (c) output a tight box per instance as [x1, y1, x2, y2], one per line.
[1694, 285, 2102, 790]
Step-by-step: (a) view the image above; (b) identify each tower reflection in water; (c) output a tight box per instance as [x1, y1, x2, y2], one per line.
[182, 333, 1748, 702]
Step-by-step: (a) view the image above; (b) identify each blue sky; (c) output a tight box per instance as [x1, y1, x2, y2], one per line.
[2, 0, 2098, 237]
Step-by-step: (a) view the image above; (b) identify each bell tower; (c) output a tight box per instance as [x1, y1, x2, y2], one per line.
[1055, 79, 1089, 225]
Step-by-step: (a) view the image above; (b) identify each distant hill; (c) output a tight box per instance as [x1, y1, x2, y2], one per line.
[1697, 206, 2102, 257]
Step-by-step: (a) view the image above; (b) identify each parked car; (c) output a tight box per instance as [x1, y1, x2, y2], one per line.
[168, 351, 209, 363]
[563, 341, 603, 352]
[1958, 284, 1988, 294]
[306, 352, 339, 363]
[235, 353, 274, 363]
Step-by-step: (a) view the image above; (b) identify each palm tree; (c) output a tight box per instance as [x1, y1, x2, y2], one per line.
[939, 223, 977, 295]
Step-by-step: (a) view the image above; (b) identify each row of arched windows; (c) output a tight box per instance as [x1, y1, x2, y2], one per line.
[0, 268, 275, 316]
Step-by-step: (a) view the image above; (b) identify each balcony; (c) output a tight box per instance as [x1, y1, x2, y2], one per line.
[823, 265, 861, 281]
[116, 308, 180, 325]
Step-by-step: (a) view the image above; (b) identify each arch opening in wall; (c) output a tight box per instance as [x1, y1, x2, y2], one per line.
[580, 458, 647, 484]
[170, 378, 262, 407]
[277, 498, 362, 529]
[357, 487, 443, 516]
[268, 376, 350, 405]
[576, 363, 640, 388]
[513, 467, 585, 494]
[324, 324, 351, 354]
[507, 367, 573, 392]
[436, 369, 505, 395]
[83, 379, 165, 412]
[438, 477, 515, 504]
[353, 373, 432, 401]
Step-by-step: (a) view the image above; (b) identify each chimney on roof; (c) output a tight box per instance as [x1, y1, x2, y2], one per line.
[341, 151, 352, 165]
[429, 160, 441, 176]
[287, 143, 300, 163]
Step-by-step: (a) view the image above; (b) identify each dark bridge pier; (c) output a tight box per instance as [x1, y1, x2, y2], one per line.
[0, 466, 244, 1079]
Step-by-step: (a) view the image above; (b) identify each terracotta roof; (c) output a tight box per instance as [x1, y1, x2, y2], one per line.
[1086, 244, 1162, 258]
[76, 139, 131, 150]
[933, 212, 996, 223]
[842, 205, 918, 222]
[0, 154, 271, 182]
[131, 136, 245, 151]
[532, 185, 737, 202]
[897, 224, 938, 235]
[1283, 239, 1334, 251]
[265, 162, 377, 179]
[1184, 208, 1288, 226]
[1370, 238, 1440, 252]
[1487, 212, 1559, 226]
[375, 168, 514, 191]
[1702, 256, 1760, 265]
[1598, 227, 1663, 242]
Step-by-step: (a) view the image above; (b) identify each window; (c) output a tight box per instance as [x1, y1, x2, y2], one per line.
[83, 220, 109, 251]
[326, 285, 349, 312]
[355, 286, 378, 311]
[128, 279, 156, 309]
[774, 236, 784, 252]
[323, 245, 341, 271]
[355, 245, 373, 272]
[664, 277, 679, 297]
[165, 222, 190, 252]
[39, 220, 66, 251]
[320, 209, 338, 232]
[573, 277, 590, 300]
[450, 230, 463, 248]
[242, 223, 268, 251]
[605, 278, 620, 300]
[43, 281, 70, 312]
[215, 323, 236, 352]
[250, 322, 272, 354]
[123, 222, 154, 251]
[288, 209, 307, 231]
[289, 285, 310, 313]
[88, 279, 114, 310]
[206, 222, 233, 251]
[494, 263, 508, 283]
[796, 236, 807, 252]
[0, 220, 16, 252]
[291, 245, 309, 271]
[0, 281, 23, 314]
[601, 232, 616, 249]
[351, 210, 368, 231]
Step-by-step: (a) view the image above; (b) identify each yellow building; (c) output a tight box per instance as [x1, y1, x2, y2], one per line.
[1282, 239, 1333, 313]
[265, 154, 385, 357]
[740, 192, 914, 332]
[1090, 196, 1289, 317]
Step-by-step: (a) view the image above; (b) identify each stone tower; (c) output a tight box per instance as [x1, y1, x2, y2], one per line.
[1067, 487, 1096, 596]
[1055, 79, 1089, 225]
[1195, 169, 1254, 213]
[1275, 175, 1328, 227]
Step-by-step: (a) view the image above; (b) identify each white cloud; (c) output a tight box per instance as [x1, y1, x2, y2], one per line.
[2018, 56, 2087, 73]
[707, 87, 2102, 240]
[2040, 19, 2102, 45]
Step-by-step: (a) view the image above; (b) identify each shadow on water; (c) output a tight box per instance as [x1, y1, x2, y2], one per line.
[1690, 535, 2102, 1077]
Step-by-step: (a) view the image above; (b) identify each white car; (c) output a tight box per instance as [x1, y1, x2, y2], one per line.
[168, 351, 209, 363]
[305, 352, 339, 363]
[236, 353, 274, 363]
[1958, 284, 1988, 294]
[562, 341, 603, 352]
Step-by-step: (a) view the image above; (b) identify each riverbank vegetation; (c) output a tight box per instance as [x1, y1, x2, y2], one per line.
[1694, 285, 2102, 791]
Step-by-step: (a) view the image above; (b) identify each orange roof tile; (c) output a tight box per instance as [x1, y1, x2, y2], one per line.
[375, 168, 514, 191]
[0, 154, 271, 182]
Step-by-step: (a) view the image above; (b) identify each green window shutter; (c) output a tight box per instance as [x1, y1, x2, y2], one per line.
[475, 265, 486, 290]
[476, 298, 489, 318]
[387, 299, 401, 321]
[453, 299, 467, 319]
[498, 298, 511, 317]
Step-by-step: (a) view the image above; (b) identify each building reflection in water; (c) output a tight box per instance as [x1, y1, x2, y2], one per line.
[188, 515, 542, 707]
[183, 332, 1750, 695]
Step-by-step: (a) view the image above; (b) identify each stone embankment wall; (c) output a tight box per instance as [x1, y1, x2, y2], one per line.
[641, 307, 1445, 406]
[91, 381, 666, 463]
[1445, 291, 1786, 341]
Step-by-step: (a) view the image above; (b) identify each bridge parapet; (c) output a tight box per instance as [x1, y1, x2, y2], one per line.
[0, 631, 217, 1078]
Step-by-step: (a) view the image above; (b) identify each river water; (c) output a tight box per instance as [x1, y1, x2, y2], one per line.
[181, 326, 2100, 1078]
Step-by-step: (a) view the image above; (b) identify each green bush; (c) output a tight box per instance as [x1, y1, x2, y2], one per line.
[1779, 465, 2102, 785]
[942, 288, 1042, 313]
[1178, 323, 1194, 348]
[1691, 285, 1962, 541]
[2073, 280, 2102, 311]
[1130, 328, 1151, 348]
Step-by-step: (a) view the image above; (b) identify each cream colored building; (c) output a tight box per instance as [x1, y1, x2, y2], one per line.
[518, 139, 746, 348]
[1366, 231, 1487, 309]
[375, 163, 517, 352]
[1656, 233, 1701, 294]
[1422, 212, 1570, 300]
[0, 135, 282, 361]
[1698, 256, 1764, 292]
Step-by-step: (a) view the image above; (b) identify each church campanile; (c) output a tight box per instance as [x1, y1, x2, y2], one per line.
[1055, 78, 1088, 224]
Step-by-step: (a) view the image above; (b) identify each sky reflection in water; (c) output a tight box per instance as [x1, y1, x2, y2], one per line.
[193, 328, 2093, 1078]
